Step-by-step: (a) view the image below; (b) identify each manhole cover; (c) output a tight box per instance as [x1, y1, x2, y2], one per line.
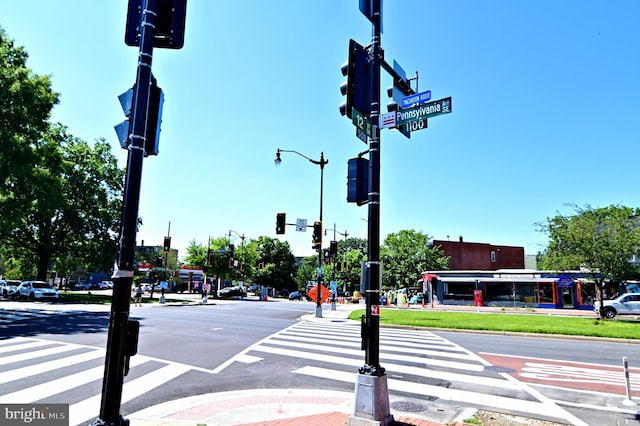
[390, 400, 427, 412]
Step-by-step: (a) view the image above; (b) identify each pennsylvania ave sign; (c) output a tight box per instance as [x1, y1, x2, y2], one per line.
[382, 96, 452, 129]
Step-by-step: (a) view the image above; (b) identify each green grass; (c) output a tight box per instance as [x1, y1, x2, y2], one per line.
[348, 309, 640, 340]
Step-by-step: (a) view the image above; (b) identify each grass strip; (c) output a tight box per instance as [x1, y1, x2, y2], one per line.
[348, 309, 640, 340]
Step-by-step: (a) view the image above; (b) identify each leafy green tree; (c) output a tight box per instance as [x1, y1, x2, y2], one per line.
[295, 255, 319, 290]
[255, 236, 296, 292]
[381, 230, 449, 290]
[328, 237, 367, 294]
[0, 30, 123, 280]
[537, 204, 640, 317]
[2, 127, 123, 280]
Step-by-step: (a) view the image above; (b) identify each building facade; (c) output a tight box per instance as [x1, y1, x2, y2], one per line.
[433, 237, 525, 270]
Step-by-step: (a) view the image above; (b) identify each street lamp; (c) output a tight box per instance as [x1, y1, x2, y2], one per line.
[274, 148, 328, 318]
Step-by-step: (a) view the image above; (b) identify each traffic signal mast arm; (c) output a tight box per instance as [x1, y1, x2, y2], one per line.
[380, 57, 414, 96]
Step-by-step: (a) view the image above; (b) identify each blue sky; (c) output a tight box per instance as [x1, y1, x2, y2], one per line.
[2, 1, 639, 260]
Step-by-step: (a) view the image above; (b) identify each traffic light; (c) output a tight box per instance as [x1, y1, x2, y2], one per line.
[228, 244, 235, 258]
[276, 213, 286, 234]
[386, 60, 415, 139]
[125, 0, 188, 49]
[339, 39, 372, 119]
[312, 221, 322, 250]
[207, 249, 213, 266]
[144, 76, 164, 157]
[329, 240, 338, 257]
[163, 236, 171, 252]
[114, 75, 164, 157]
[347, 157, 369, 205]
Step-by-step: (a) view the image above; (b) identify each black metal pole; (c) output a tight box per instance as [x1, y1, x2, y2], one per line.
[315, 152, 325, 318]
[362, 0, 383, 376]
[96, 1, 156, 424]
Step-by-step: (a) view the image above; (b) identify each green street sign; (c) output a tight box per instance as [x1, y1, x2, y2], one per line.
[395, 96, 452, 126]
[352, 108, 372, 138]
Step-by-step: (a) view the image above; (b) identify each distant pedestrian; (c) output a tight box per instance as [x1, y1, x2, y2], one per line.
[135, 284, 143, 306]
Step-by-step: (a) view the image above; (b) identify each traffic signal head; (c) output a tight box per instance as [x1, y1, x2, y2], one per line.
[312, 221, 322, 249]
[228, 244, 235, 258]
[276, 213, 286, 234]
[163, 236, 171, 252]
[144, 76, 164, 157]
[347, 157, 369, 206]
[386, 60, 414, 139]
[339, 39, 372, 119]
[329, 240, 338, 257]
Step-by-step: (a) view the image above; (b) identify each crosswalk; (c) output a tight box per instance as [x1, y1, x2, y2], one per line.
[235, 321, 588, 425]
[0, 336, 191, 426]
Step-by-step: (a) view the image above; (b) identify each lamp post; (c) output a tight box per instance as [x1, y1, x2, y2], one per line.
[275, 148, 328, 318]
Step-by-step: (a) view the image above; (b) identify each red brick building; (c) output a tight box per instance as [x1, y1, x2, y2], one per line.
[433, 237, 524, 270]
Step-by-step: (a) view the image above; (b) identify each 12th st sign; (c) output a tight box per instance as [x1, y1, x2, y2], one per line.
[395, 96, 452, 126]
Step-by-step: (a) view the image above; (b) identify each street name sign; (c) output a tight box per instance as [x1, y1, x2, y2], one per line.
[401, 90, 431, 108]
[352, 108, 372, 137]
[395, 96, 452, 126]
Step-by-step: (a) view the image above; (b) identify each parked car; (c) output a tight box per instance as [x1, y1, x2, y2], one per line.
[72, 282, 90, 290]
[89, 282, 110, 290]
[0, 280, 20, 298]
[218, 286, 247, 299]
[289, 291, 302, 301]
[595, 293, 640, 319]
[15, 281, 59, 301]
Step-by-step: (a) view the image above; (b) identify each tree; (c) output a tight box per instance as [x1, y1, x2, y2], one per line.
[0, 29, 124, 280]
[1, 127, 123, 280]
[381, 230, 449, 290]
[255, 236, 296, 292]
[537, 204, 640, 318]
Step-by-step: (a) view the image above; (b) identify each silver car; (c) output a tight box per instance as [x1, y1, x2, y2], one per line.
[595, 293, 640, 319]
[0, 280, 20, 299]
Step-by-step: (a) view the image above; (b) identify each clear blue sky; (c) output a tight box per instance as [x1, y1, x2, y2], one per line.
[2, 1, 639, 260]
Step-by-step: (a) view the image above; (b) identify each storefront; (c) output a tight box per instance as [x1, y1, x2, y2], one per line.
[420, 270, 597, 310]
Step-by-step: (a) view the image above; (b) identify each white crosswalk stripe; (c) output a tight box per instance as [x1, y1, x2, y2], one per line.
[0, 336, 193, 426]
[241, 321, 586, 426]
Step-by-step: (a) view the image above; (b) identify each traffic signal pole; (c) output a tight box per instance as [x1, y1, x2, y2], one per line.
[351, 0, 393, 424]
[94, 1, 156, 425]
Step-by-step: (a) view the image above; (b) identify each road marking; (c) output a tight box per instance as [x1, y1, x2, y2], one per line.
[0, 348, 104, 385]
[295, 365, 587, 425]
[70, 363, 191, 426]
[0, 342, 85, 366]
